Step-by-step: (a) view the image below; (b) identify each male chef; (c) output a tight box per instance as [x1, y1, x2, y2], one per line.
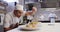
[4, 4, 24, 31]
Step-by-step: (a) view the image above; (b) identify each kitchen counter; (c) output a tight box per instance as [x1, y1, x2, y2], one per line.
[39, 19, 60, 23]
[7, 23, 60, 32]
[39, 21, 60, 23]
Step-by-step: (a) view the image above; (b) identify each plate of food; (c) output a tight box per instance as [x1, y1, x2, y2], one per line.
[20, 21, 41, 31]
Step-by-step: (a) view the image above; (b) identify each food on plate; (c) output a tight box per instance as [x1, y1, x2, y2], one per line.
[26, 21, 39, 29]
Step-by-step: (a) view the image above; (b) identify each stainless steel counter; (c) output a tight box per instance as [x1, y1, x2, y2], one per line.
[7, 23, 60, 32]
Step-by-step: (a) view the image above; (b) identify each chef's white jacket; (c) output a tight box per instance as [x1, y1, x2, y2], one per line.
[4, 11, 23, 28]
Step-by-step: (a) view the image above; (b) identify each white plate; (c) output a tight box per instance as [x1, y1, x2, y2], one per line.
[20, 27, 40, 31]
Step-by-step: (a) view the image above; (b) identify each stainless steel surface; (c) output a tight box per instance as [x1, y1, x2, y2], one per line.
[7, 23, 60, 32]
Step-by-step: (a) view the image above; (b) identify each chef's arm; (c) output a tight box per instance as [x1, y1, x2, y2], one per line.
[4, 23, 19, 31]
[4, 14, 12, 31]
[32, 7, 37, 15]
[4, 27, 11, 31]
[4, 22, 12, 31]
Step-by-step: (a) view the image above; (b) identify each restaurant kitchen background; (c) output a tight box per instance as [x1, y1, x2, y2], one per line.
[0, 0, 60, 32]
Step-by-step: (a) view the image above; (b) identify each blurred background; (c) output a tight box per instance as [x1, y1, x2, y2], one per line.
[0, 0, 60, 32]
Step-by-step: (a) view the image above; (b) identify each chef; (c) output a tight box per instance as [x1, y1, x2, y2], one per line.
[4, 4, 24, 31]
[25, 7, 37, 23]
[48, 11, 57, 24]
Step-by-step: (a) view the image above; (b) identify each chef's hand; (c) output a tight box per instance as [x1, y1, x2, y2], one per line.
[14, 23, 19, 28]
[4, 23, 19, 32]
[10, 23, 19, 29]
[4, 27, 12, 32]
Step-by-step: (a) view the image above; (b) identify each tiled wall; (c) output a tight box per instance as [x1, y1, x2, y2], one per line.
[32, 2, 60, 21]
[35, 8, 60, 21]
